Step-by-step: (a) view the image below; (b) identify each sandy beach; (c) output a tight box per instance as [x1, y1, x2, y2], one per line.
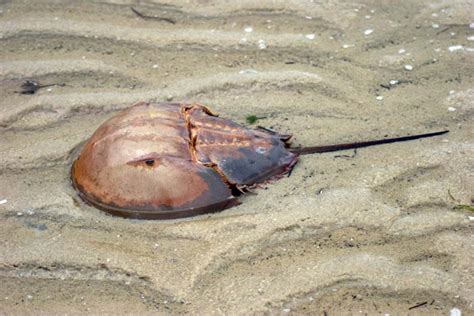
[0, 0, 473, 314]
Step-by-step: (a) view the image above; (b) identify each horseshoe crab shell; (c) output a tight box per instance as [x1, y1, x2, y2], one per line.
[71, 102, 298, 219]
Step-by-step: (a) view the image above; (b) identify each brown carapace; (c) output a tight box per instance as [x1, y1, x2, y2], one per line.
[71, 102, 448, 220]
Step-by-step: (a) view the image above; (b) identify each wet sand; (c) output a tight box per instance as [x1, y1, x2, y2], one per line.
[0, 0, 473, 314]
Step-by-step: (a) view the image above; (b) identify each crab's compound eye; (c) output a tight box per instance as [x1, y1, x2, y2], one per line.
[127, 157, 160, 168]
[145, 159, 155, 166]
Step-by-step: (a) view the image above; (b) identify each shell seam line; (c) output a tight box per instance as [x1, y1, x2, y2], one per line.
[181, 104, 239, 194]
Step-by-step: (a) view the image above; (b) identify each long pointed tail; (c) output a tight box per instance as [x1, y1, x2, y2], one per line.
[289, 130, 449, 155]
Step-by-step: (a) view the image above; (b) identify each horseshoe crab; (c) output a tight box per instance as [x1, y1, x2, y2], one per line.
[71, 102, 448, 219]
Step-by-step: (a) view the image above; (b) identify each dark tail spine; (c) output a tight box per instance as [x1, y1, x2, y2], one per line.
[289, 130, 449, 155]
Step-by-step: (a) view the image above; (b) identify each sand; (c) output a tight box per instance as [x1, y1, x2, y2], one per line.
[0, 0, 473, 314]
